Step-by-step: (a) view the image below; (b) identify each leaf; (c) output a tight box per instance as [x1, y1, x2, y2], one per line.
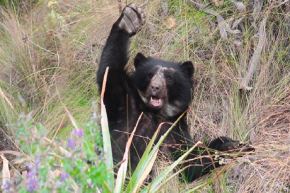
[100, 67, 114, 191]
[1, 154, 10, 192]
[125, 113, 185, 193]
[143, 141, 203, 193]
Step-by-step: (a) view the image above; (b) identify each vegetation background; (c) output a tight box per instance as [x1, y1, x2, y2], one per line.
[0, 0, 289, 192]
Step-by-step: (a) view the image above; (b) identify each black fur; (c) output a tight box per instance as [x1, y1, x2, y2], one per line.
[97, 5, 249, 181]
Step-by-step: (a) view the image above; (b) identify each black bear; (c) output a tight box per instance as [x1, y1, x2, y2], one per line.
[97, 4, 251, 181]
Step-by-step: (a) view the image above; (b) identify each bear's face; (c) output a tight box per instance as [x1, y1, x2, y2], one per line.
[131, 53, 194, 118]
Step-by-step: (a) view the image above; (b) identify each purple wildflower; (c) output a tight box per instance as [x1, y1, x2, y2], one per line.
[26, 164, 39, 192]
[60, 172, 69, 182]
[26, 175, 38, 192]
[2, 180, 11, 192]
[67, 138, 76, 150]
[72, 128, 84, 138]
[34, 156, 41, 169]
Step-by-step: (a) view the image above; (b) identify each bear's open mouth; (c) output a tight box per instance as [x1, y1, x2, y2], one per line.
[149, 96, 163, 108]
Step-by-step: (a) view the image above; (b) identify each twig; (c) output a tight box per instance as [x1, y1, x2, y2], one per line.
[117, 0, 122, 14]
[240, 16, 268, 91]
[101, 67, 109, 100]
[114, 112, 143, 193]
[0, 87, 14, 110]
[64, 106, 79, 129]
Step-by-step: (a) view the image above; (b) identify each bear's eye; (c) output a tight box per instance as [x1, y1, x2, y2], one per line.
[165, 74, 175, 85]
[146, 71, 154, 79]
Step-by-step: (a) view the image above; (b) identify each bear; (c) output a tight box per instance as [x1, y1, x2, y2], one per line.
[97, 4, 252, 181]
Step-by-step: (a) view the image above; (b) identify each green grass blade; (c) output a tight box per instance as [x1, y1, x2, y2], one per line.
[143, 141, 203, 193]
[124, 122, 163, 193]
[125, 113, 185, 193]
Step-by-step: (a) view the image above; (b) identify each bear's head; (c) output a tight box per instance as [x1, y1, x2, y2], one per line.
[131, 53, 194, 118]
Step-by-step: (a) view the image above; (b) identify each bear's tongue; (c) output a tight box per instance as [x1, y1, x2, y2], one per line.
[150, 97, 162, 107]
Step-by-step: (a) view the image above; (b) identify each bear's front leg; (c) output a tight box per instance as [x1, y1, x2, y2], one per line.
[97, 4, 146, 86]
[208, 136, 255, 165]
[208, 136, 255, 152]
[97, 4, 146, 138]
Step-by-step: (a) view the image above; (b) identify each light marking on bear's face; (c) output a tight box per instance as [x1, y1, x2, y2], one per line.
[137, 66, 166, 109]
[137, 66, 183, 117]
[162, 102, 182, 117]
[137, 89, 148, 103]
[147, 67, 166, 108]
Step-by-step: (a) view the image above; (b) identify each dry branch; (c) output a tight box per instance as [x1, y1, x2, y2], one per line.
[240, 16, 268, 91]
[187, 0, 240, 40]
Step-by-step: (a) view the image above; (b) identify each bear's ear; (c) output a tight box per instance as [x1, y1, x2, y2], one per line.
[134, 52, 147, 69]
[181, 61, 194, 77]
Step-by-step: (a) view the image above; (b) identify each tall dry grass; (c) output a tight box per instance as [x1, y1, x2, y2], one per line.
[0, 0, 117, 134]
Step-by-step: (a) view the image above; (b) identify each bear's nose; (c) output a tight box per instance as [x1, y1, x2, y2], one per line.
[151, 85, 160, 94]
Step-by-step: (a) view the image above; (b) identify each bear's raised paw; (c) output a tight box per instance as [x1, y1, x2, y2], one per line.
[118, 4, 146, 36]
